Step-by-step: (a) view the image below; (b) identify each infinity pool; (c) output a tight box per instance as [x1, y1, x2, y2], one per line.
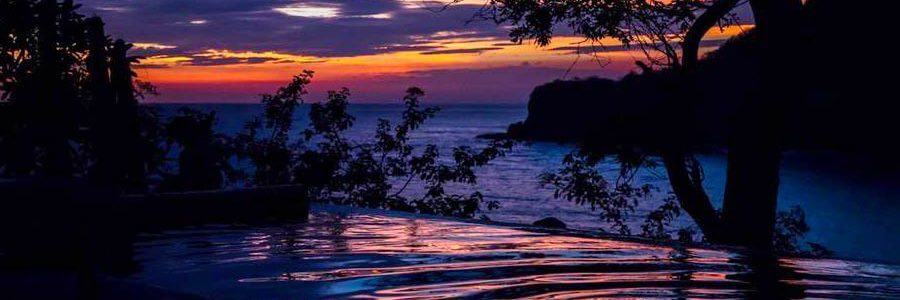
[127, 204, 900, 299]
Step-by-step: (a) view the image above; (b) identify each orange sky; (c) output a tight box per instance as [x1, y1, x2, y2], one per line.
[64, 0, 757, 104]
[131, 25, 750, 103]
[140, 25, 751, 83]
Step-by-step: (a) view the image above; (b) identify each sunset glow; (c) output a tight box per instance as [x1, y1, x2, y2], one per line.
[79, 1, 755, 102]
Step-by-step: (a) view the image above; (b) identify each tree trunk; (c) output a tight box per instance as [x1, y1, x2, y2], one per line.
[719, 0, 803, 250]
[86, 17, 119, 184]
[662, 152, 726, 242]
[36, 0, 73, 176]
[658, 0, 738, 243]
[109, 39, 145, 191]
[663, 0, 803, 249]
[720, 113, 783, 249]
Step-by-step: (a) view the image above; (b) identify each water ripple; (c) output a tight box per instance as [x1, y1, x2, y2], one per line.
[129, 206, 900, 299]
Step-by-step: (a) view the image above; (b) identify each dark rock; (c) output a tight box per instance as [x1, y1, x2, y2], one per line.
[532, 217, 567, 229]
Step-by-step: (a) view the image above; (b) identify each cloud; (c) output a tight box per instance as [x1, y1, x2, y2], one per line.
[132, 42, 177, 50]
[187, 56, 282, 66]
[137, 55, 193, 67]
[420, 47, 504, 55]
[135, 48, 331, 67]
[78, 0, 506, 58]
[374, 44, 444, 52]
[273, 3, 341, 18]
[132, 63, 171, 69]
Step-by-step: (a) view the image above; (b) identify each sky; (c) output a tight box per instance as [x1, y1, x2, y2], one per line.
[78, 0, 755, 103]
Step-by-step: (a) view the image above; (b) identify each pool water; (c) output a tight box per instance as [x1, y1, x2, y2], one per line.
[127, 204, 900, 299]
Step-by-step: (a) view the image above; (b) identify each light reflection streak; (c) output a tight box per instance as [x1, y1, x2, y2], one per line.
[131, 211, 900, 299]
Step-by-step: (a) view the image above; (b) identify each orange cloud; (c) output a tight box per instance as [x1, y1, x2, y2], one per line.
[134, 24, 751, 102]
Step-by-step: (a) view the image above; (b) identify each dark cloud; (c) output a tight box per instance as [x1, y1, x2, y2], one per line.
[376, 44, 444, 52]
[132, 63, 171, 69]
[335, 0, 403, 15]
[78, 0, 506, 58]
[131, 47, 185, 57]
[143, 0, 291, 15]
[420, 47, 503, 55]
[187, 56, 282, 66]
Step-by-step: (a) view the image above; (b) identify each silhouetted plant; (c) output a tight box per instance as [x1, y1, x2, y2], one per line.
[293, 87, 355, 197]
[478, 0, 740, 68]
[773, 206, 809, 253]
[540, 149, 695, 239]
[160, 108, 234, 192]
[234, 71, 314, 186]
[641, 195, 682, 240]
[770, 206, 831, 257]
[540, 151, 651, 235]
[237, 73, 512, 218]
[310, 87, 513, 218]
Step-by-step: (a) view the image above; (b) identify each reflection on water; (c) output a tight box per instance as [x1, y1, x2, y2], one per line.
[129, 205, 900, 299]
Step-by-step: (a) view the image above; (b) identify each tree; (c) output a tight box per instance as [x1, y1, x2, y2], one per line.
[479, 0, 805, 250]
[1, 0, 162, 191]
[1, 0, 88, 176]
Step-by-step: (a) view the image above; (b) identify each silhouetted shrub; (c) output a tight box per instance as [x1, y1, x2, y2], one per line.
[235, 72, 513, 218]
[540, 151, 652, 235]
[773, 206, 810, 254]
[233, 71, 313, 186]
[160, 108, 235, 192]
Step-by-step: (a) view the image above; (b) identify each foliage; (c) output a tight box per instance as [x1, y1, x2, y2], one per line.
[773, 206, 809, 253]
[295, 87, 355, 198]
[0, 0, 91, 100]
[133, 79, 159, 99]
[542, 150, 821, 253]
[160, 108, 235, 192]
[479, 0, 738, 67]
[540, 151, 651, 235]
[0, 0, 164, 180]
[233, 71, 314, 186]
[641, 195, 682, 240]
[541, 149, 693, 239]
[322, 87, 513, 217]
[235, 72, 513, 218]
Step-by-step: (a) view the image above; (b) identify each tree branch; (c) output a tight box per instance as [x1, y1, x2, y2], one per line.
[682, 0, 740, 69]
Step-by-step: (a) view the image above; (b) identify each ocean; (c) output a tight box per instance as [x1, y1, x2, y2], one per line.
[155, 103, 900, 264]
